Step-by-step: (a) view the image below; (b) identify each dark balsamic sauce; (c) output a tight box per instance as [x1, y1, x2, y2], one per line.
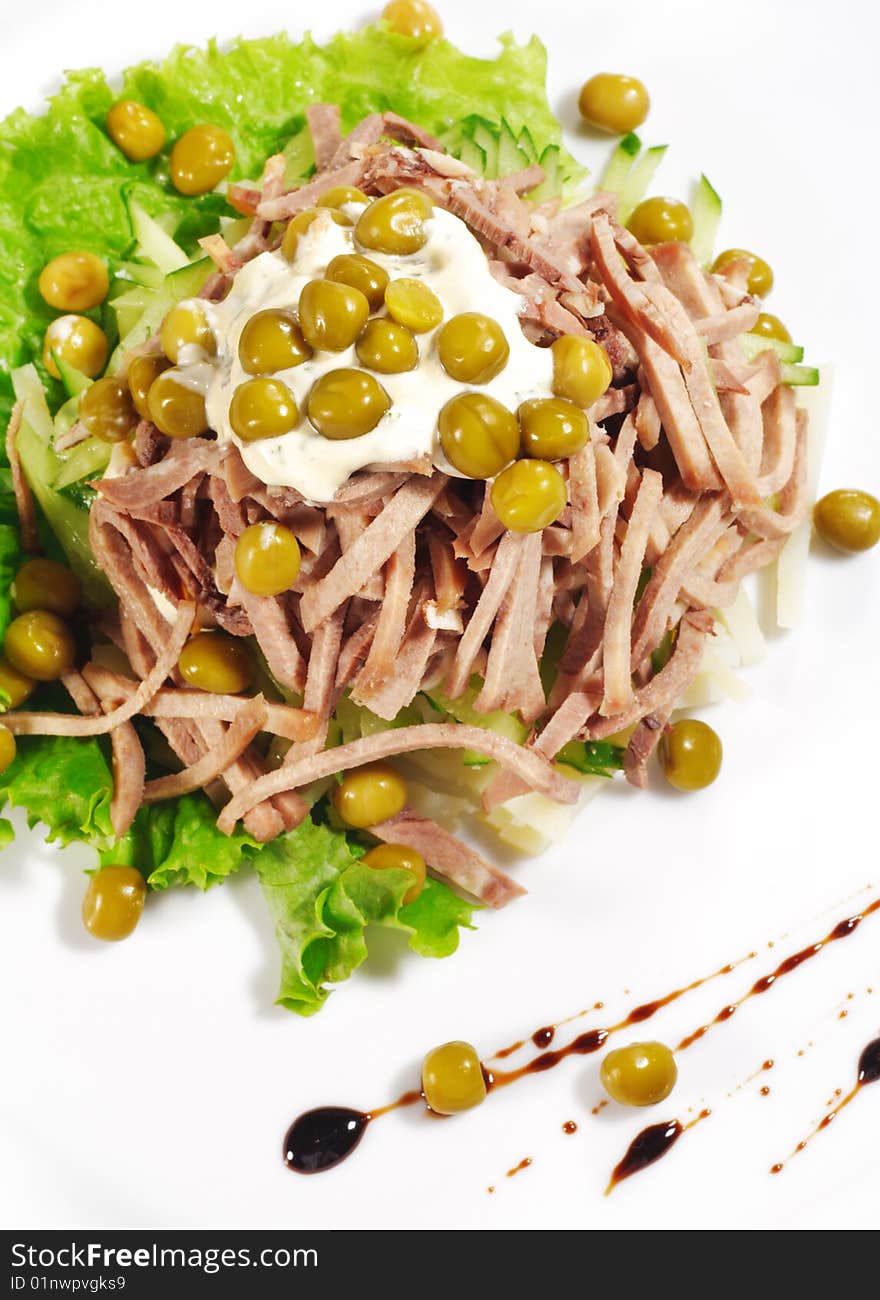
[771, 1036, 880, 1174]
[677, 900, 880, 1052]
[858, 1037, 880, 1084]
[606, 1121, 682, 1191]
[283, 1089, 423, 1174]
[283, 1107, 369, 1174]
[605, 1110, 711, 1194]
[282, 899, 880, 1179]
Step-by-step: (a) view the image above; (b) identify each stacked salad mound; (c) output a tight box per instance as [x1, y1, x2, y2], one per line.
[0, 23, 819, 1015]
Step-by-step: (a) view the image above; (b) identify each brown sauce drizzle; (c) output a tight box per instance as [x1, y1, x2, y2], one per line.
[605, 1110, 711, 1194]
[506, 1157, 533, 1178]
[770, 1036, 880, 1175]
[676, 899, 880, 1052]
[562, 1120, 578, 1134]
[487, 947, 765, 1095]
[283, 896, 880, 1178]
[492, 1002, 604, 1061]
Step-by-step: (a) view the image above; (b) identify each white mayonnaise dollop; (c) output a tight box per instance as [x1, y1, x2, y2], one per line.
[194, 206, 555, 502]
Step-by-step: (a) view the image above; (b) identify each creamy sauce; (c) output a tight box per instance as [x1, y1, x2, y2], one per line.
[186, 207, 554, 502]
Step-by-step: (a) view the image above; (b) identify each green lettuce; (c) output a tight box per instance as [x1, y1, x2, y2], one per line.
[0, 24, 573, 432]
[0, 738, 475, 1015]
[0, 23, 531, 1013]
[98, 791, 259, 891]
[0, 735, 115, 849]
[256, 818, 475, 1015]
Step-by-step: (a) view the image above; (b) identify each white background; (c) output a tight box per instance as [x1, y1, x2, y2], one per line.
[1, 0, 879, 1230]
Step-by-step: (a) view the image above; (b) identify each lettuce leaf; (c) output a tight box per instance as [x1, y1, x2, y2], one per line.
[98, 791, 259, 890]
[255, 819, 475, 1016]
[0, 735, 115, 849]
[0, 25, 573, 430]
[0, 742, 475, 1016]
[0, 23, 513, 1013]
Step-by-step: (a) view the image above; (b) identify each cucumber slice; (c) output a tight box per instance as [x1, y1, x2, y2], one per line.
[165, 256, 213, 299]
[111, 286, 157, 339]
[127, 199, 189, 274]
[528, 145, 561, 203]
[690, 174, 723, 267]
[11, 368, 112, 607]
[516, 125, 540, 166]
[599, 132, 641, 195]
[111, 254, 212, 363]
[470, 122, 500, 179]
[219, 215, 252, 244]
[618, 144, 667, 223]
[52, 393, 83, 443]
[780, 363, 820, 387]
[12, 363, 53, 440]
[457, 136, 487, 176]
[282, 126, 315, 185]
[739, 333, 805, 365]
[110, 290, 173, 366]
[53, 436, 111, 490]
[334, 694, 363, 745]
[115, 260, 165, 290]
[53, 355, 93, 399]
[497, 119, 529, 176]
[424, 678, 528, 767]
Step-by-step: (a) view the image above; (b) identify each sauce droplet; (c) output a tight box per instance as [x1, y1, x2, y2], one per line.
[605, 1109, 710, 1193]
[506, 1157, 532, 1178]
[283, 1107, 370, 1174]
[606, 1120, 683, 1192]
[562, 1120, 578, 1135]
[858, 1036, 880, 1084]
[532, 1026, 555, 1049]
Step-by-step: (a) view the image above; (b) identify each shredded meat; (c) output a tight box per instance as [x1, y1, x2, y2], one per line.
[215, 723, 581, 834]
[300, 475, 447, 632]
[307, 104, 343, 170]
[4, 603, 196, 737]
[2, 109, 813, 882]
[143, 696, 268, 802]
[371, 808, 524, 908]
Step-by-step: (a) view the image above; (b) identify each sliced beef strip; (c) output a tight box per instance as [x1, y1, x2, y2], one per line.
[307, 104, 343, 170]
[370, 808, 525, 908]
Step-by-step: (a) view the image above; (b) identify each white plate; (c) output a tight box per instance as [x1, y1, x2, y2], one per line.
[1, 0, 878, 1231]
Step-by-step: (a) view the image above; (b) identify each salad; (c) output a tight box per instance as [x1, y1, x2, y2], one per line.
[0, 7, 852, 1020]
